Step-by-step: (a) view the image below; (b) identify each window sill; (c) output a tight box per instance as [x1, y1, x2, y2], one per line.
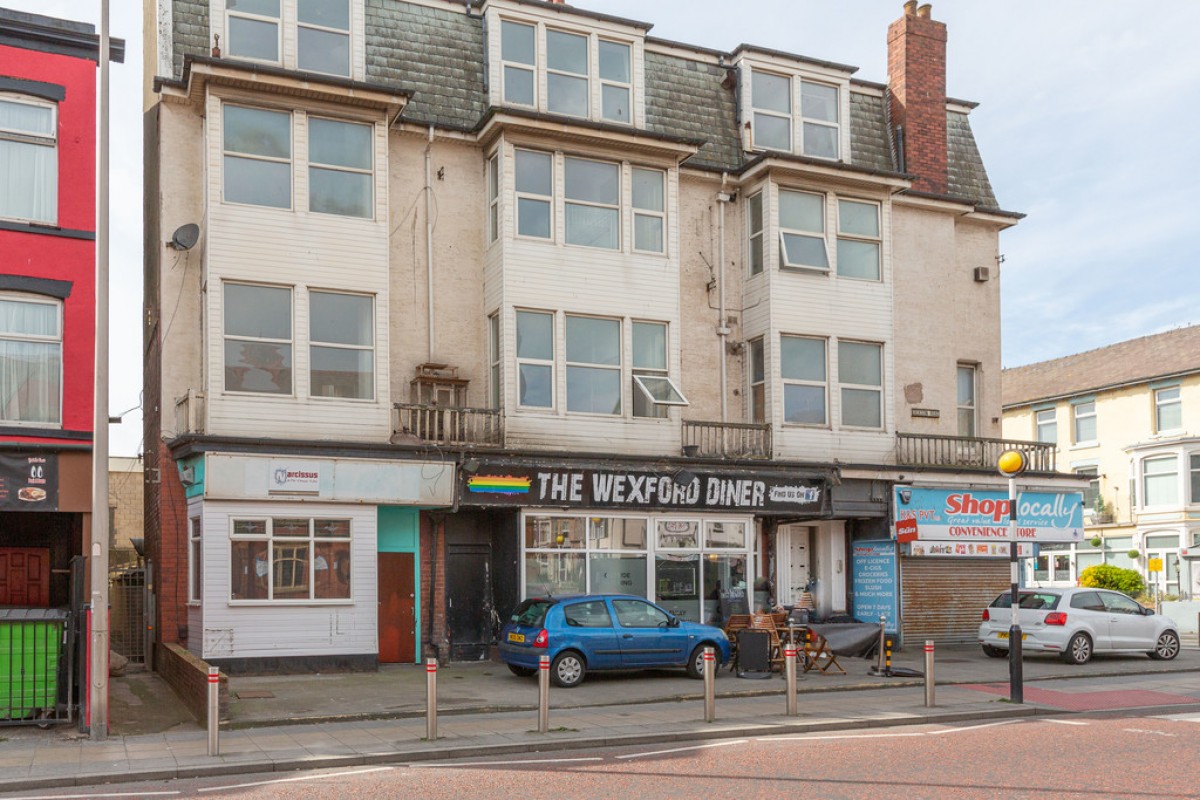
[1069, 442, 1099, 450]
[779, 265, 831, 276]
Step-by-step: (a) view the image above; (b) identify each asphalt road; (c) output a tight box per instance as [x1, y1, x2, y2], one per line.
[6, 710, 1198, 800]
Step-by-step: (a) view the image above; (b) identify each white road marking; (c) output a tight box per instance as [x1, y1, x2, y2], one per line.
[616, 740, 749, 760]
[1157, 713, 1200, 723]
[1, 794, 179, 800]
[1122, 728, 1176, 737]
[198, 767, 393, 792]
[927, 719, 1024, 735]
[759, 732, 925, 742]
[412, 757, 602, 768]
[1042, 719, 1088, 726]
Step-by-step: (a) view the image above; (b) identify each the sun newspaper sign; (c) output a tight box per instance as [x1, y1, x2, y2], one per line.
[893, 487, 1085, 550]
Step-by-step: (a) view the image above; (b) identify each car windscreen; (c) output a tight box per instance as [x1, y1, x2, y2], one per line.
[989, 592, 1061, 610]
[511, 599, 556, 627]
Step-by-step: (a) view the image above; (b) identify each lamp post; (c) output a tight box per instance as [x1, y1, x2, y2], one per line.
[997, 449, 1026, 704]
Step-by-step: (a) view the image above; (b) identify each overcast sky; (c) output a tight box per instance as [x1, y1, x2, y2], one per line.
[5, 1, 1198, 457]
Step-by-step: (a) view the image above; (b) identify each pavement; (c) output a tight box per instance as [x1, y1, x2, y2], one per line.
[2, 641, 1200, 794]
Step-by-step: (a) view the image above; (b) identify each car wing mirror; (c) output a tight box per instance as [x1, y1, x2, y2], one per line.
[668, 616, 681, 628]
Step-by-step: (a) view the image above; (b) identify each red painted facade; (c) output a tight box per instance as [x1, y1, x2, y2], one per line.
[0, 38, 99, 442]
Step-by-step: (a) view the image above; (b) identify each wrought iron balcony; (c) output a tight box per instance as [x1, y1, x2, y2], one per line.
[393, 403, 504, 448]
[896, 433, 1056, 472]
[682, 420, 773, 459]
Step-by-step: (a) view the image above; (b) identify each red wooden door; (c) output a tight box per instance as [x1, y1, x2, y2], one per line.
[0, 547, 50, 606]
[377, 552, 415, 663]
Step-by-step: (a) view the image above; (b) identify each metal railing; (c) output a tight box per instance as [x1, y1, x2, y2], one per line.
[393, 403, 504, 448]
[895, 433, 1056, 472]
[681, 420, 772, 459]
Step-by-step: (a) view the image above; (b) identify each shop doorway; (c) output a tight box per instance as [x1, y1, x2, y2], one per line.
[776, 525, 813, 607]
[377, 552, 415, 663]
[446, 543, 492, 661]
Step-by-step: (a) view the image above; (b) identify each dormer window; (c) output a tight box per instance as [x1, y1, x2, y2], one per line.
[746, 66, 844, 160]
[220, 0, 358, 79]
[494, 14, 639, 126]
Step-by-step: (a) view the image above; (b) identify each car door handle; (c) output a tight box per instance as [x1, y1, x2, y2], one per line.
[622, 634, 634, 639]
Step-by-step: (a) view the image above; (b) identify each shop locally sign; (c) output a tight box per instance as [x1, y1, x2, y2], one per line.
[462, 464, 826, 513]
[894, 487, 1085, 543]
[0, 453, 58, 511]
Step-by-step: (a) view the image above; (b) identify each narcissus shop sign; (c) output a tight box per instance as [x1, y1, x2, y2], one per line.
[894, 487, 1085, 543]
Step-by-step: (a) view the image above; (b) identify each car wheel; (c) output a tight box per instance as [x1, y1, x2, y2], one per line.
[1149, 631, 1180, 661]
[550, 651, 586, 687]
[981, 644, 1006, 658]
[1060, 632, 1092, 665]
[507, 663, 536, 678]
[687, 644, 715, 679]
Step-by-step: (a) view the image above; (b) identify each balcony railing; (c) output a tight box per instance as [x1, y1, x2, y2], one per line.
[682, 420, 772, 459]
[896, 433, 1056, 472]
[393, 403, 504, 448]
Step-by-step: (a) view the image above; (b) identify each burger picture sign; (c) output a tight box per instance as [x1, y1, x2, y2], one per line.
[0, 454, 58, 511]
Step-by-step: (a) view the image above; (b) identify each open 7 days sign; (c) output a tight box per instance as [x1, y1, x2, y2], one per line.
[894, 487, 1085, 543]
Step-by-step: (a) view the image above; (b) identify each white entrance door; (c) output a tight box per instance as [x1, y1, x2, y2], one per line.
[777, 525, 812, 606]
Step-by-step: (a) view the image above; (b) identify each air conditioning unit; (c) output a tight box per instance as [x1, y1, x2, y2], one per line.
[973, 266, 990, 282]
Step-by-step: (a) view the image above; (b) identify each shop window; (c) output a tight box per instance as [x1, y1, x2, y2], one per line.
[229, 516, 351, 601]
[0, 293, 62, 425]
[0, 94, 57, 224]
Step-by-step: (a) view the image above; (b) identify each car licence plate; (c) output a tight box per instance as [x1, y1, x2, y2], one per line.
[996, 632, 1027, 640]
[507, 632, 525, 643]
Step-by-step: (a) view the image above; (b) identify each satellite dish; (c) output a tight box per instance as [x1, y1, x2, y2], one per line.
[169, 223, 200, 250]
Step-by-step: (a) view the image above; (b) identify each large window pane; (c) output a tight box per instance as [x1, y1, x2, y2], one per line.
[518, 363, 552, 407]
[779, 191, 823, 231]
[803, 123, 838, 159]
[836, 238, 879, 279]
[311, 346, 372, 398]
[298, 0, 348, 28]
[599, 40, 630, 82]
[309, 168, 370, 217]
[225, 283, 292, 394]
[223, 106, 289, 157]
[501, 20, 535, 65]
[313, 540, 350, 599]
[548, 74, 588, 116]
[801, 81, 838, 122]
[0, 98, 54, 134]
[634, 215, 662, 252]
[784, 384, 825, 424]
[228, 15, 278, 61]
[298, 27, 349, 75]
[230, 540, 269, 600]
[1143, 456, 1179, 506]
[655, 554, 700, 622]
[310, 292, 371, 345]
[753, 114, 791, 150]
[839, 200, 878, 236]
[565, 158, 618, 204]
[516, 311, 553, 360]
[503, 66, 534, 105]
[547, 30, 587, 74]
[567, 316, 619, 364]
[702, 554, 747, 626]
[525, 553, 585, 597]
[525, 516, 584, 548]
[566, 367, 621, 414]
[591, 517, 647, 550]
[225, 341, 292, 393]
[842, 387, 881, 428]
[224, 157, 290, 208]
[517, 198, 550, 238]
[0, 340, 61, 423]
[565, 205, 618, 248]
[1036, 409, 1057, 443]
[781, 336, 824, 381]
[515, 150, 552, 194]
[309, 118, 371, 169]
[632, 322, 666, 370]
[753, 71, 790, 113]
[0, 140, 56, 223]
[226, 284, 290, 339]
[839, 341, 881, 386]
[590, 554, 646, 596]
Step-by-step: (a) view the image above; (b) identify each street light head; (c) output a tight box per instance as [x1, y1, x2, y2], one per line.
[997, 449, 1027, 478]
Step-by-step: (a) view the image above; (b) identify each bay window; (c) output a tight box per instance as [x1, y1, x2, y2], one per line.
[1142, 455, 1178, 507]
[747, 69, 843, 159]
[1190, 454, 1200, 504]
[225, 0, 354, 77]
[564, 157, 619, 249]
[0, 95, 57, 223]
[779, 190, 828, 270]
[0, 294, 61, 425]
[751, 70, 791, 151]
[516, 310, 553, 408]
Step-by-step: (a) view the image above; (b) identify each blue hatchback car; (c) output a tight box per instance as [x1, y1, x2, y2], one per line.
[499, 594, 731, 687]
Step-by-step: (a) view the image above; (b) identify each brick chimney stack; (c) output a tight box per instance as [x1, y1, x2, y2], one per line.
[888, 1, 948, 194]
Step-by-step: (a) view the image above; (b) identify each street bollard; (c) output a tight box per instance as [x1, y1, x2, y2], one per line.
[872, 616, 887, 675]
[425, 657, 438, 741]
[886, 639, 893, 674]
[538, 655, 550, 733]
[924, 640, 936, 707]
[206, 666, 220, 757]
[703, 646, 716, 722]
[784, 646, 798, 716]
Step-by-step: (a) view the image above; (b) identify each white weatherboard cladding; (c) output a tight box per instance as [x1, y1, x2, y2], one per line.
[204, 92, 391, 442]
[203, 453, 455, 505]
[198, 500, 378, 660]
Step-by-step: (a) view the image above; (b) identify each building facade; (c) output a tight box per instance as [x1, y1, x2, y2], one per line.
[145, 0, 1077, 672]
[1003, 325, 1200, 600]
[0, 8, 123, 608]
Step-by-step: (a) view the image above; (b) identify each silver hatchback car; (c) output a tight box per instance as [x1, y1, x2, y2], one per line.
[978, 587, 1180, 665]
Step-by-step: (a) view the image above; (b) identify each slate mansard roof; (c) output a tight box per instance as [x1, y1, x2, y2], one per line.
[168, 0, 1001, 210]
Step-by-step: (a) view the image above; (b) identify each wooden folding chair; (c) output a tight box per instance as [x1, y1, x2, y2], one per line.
[800, 628, 845, 675]
[750, 613, 785, 671]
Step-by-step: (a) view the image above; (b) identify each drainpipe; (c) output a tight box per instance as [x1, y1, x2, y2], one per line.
[425, 125, 435, 361]
[716, 176, 734, 423]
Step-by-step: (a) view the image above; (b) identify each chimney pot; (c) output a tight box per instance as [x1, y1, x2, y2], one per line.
[917, 3, 932, 18]
[904, 1, 917, 15]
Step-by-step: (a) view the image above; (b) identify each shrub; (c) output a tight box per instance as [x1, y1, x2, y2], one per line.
[1079, 564, 1144, 596]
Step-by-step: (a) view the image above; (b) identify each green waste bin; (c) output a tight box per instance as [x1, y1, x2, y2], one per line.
[0, 608, 67, 722]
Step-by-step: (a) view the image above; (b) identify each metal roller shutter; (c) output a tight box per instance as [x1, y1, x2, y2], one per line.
[900, 557, 1010, 644]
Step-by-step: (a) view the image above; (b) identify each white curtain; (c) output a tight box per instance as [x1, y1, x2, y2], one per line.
[0, 299, 61, 423]
[0, 139, 57, 223]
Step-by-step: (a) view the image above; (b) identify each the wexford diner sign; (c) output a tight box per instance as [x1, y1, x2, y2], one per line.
[894, 486, 1085, 543]
[462, 464, 826, 513]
